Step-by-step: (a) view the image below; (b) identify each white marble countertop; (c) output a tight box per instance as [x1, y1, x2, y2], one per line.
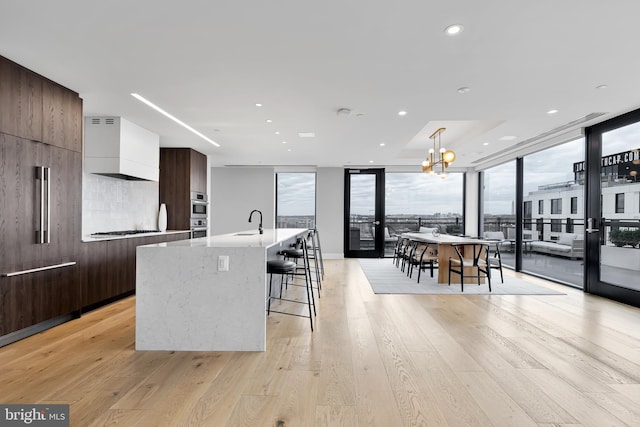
[141, 228, 308, 249]
[82, 229, 191, 242]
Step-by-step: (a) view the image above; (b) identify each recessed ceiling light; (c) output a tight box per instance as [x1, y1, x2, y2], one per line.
[379, 143, 385, 147]
[499, 135, 518, 141]
[130, 93, 220, 147]
[274, 131, 280, 135]
[445, 24, 464, 35]
[457, 86, 471, 93]
[281, 141, 287, 144]
[398, 111, 407, 116]
[287, 149, 292, 152]
[547, 109, 559, 114]
[483, 142, 489, 146]
[266, 119, 272, 123]
[255, 103, 262, 107]
[298, 132, 315, 138]
[596, 84, 608, 90]
[369, 160, 374, 163]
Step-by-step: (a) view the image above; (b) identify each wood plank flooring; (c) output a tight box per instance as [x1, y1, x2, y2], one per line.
[1, 259, 639, 426]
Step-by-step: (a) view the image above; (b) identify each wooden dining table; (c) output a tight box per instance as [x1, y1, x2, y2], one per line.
[402, 232, 491, 284]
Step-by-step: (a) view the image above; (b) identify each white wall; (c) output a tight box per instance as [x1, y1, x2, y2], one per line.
[316, 168, 344, 258]
[465, 170, 480, 237]
[82, 171, 159, 235]
[210, 167, 275, 235]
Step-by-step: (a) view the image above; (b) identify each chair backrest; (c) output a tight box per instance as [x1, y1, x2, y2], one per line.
[418, 243, 438, 260]
[452, 243, 490, 266]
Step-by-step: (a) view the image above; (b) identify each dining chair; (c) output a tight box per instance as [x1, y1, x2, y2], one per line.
[407, 242, 438, 283]
[448, 243, 492, 292]
[392, 237, 407, 267]
[487, 241, 504, 283]
[401, 240, 418, 273]
[417, 243, 438, 283]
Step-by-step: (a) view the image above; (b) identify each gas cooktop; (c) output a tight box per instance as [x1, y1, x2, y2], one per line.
[91, 230, 161, 237]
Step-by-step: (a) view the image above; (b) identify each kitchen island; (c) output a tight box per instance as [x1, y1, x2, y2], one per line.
[135, 228, 307, 352]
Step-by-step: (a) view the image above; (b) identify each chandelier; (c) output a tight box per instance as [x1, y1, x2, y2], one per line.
[421, 127, 456, 178]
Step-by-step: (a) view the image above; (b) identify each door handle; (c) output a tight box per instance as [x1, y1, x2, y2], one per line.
[372, 220, 380, 225]
[36, 166, 45, 244]
[45, 166, 50, 244]
[35, 166, 51, 244]
[586, 217, 599, 233]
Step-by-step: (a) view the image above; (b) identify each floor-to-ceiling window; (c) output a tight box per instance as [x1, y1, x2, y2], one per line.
[384, 172, 464, 256]
[521, 139, 585, 288]
[482, 161, 516, 267]
[591, 120, 640, 295]
[276, 173, 316, 228]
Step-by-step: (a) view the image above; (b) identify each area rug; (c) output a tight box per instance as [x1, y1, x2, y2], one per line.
[359, 259, 565, 295]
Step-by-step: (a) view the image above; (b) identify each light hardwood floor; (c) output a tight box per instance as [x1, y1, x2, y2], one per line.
[1, 259, 640, 426]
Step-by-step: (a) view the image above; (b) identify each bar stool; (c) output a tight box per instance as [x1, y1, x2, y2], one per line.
[281, 235, 321, 298]
[309, 228, 324, 280]
[305, 230, 322, 290]
[266, 237, 316, 331]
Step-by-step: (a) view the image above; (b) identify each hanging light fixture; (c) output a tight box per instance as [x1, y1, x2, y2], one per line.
[421, 127, 456, 178]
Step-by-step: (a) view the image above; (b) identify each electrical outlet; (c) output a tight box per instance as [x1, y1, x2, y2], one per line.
[218, 255, 229, 271]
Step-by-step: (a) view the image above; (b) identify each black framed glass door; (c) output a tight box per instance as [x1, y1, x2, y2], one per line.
[585, 110, 640, 307]
[344, 168, 385, 258]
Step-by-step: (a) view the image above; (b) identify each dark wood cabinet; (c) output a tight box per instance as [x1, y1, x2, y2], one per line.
[190, 148, 208, 193]
[0, 134, 82, 337]
[0, 56, 82, 153]
[159, 148, 207, 230]
[41, 79, 83, 153]
[1, 55, 83, 340]
[80, 240, 108, 308]
[0, 57, 43, 142]
[80, 232, 190, 310]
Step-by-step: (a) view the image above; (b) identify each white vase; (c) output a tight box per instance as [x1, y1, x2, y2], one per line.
[158, 203, 167, 232]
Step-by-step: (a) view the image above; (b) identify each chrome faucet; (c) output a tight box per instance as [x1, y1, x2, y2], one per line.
[248, 209, 263, 234]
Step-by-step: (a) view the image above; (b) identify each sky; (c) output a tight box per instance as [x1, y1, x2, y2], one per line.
[484, 121, 640, 215]
[277, 122, 639, 217]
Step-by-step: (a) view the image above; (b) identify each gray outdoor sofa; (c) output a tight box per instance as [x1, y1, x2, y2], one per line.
[530, 233, 584, 259]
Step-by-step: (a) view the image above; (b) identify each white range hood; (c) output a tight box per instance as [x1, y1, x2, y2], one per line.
[84, 116, 159, 181]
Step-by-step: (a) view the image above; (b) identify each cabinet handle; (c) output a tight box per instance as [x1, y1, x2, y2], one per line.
[35, 166, 51, 244]
[36, 166, 45, 243]
[45, 166, 51, 244]
[2, 261, 77, 277]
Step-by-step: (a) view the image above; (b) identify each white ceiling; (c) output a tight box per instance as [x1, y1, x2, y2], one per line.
[2, 1, 640, 169]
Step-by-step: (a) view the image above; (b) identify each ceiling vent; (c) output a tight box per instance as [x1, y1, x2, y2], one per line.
[472, 112, 606, 165]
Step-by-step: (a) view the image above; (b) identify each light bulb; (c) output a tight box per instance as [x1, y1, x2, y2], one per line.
[442, 150, 456, 163]
[440, 173, 446, 179]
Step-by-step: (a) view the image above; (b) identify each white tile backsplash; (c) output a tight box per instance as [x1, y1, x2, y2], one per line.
[82, 172, 159, 234]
